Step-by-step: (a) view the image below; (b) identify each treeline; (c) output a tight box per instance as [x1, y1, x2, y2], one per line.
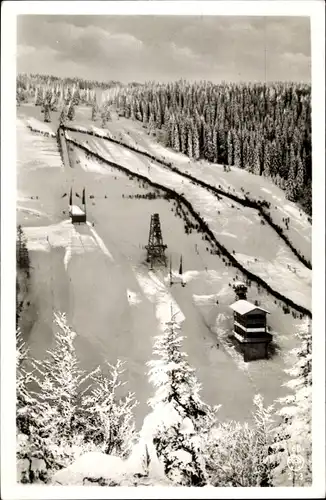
[110, 81, 312, 215]
[17, 74, 114, 112]
[17, 312, 312, 486]
[17, 73, 122, 91]
[17, 73, 114, 127]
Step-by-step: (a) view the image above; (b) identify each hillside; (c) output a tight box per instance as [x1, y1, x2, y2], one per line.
[65, 127, 311, 312]
[17, 104, 311, 429]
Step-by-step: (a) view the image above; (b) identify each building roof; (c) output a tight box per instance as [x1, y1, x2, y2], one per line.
[229, 299, 270, 315]
[70, 205, 85, 216]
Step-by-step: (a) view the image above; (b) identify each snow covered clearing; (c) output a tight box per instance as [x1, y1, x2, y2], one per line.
[68, 134, 311, 311]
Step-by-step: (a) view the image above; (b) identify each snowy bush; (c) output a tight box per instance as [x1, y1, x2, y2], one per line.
[82, 359, 138, 458]
[16, 313, 139, 483]
[203, 394, 276, 487]
[270, 318, 312, 485]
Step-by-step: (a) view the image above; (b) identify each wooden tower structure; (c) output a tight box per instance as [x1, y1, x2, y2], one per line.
[145, 213, 167, 268]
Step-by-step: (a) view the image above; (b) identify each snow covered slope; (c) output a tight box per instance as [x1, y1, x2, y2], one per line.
[67, 132, 311, 312]
[17, 112, 309, 430]
[67, 112, 312, 264]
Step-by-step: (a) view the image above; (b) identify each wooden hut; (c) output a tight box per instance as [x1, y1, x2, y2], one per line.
[69, 188, 87, 224]
[69, 205, 86, 224]
[229, 299, 272, 361]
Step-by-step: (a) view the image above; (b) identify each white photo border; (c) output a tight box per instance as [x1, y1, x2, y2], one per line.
[1, 1, 325, 498]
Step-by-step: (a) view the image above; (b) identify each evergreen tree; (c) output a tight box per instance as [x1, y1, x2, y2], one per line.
[16, 331, 52, 483]
[212, 126, 219, 163]
[192, 124, 200, 160]
[204, 124, 214, 162]
[180, 120, 187, 154]
[156, 102, 163, 129]
[296, 154, 305, 193]
[16, 330, 35, 435]
[187, 127, 193, 159]
[35, 88, 43, 107]
[16, 225, 30, 276]
[67, 104, 75, 122]
[285, 158, 297, 201]
[270, 319, 312, 485]
[254, 141, 261, 175]
[43, 103, 51, 123]
[30, 313, 97, 469]
[147, 312, 216, 486]
[59, 106, 67, 126]
[227, 130, 233, 166]
[148, 112, 155, 136]
[91, 103, 98, 122]
[142, 101, 149, 124]
[245, 135, 255, 173]
[173, 123, 181, 152]
[233, 130, 241, 168]
[263, 141, 271, 177]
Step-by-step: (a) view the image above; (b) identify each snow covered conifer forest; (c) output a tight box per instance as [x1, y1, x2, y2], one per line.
[110, 81, 312, 215]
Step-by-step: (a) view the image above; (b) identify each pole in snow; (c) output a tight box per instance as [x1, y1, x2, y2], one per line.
[179, 255, 185, 287]
[179, 255, 183, 275]
[169, 256, 173, 287]
[82, 187, 87, 220]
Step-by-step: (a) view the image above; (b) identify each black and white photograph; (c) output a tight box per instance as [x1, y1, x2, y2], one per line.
[1, 1, 325, 497]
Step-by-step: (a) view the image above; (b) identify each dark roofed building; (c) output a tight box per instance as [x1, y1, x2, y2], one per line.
[69, 204, 86, 224]
[229, 299, 272, 361]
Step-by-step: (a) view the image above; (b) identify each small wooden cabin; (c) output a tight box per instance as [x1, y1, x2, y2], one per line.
[69, 205, 86, 224]
[229, 299, 272, 361]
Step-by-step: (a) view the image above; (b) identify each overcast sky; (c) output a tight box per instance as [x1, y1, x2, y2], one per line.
[17, 15, 311, 83]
